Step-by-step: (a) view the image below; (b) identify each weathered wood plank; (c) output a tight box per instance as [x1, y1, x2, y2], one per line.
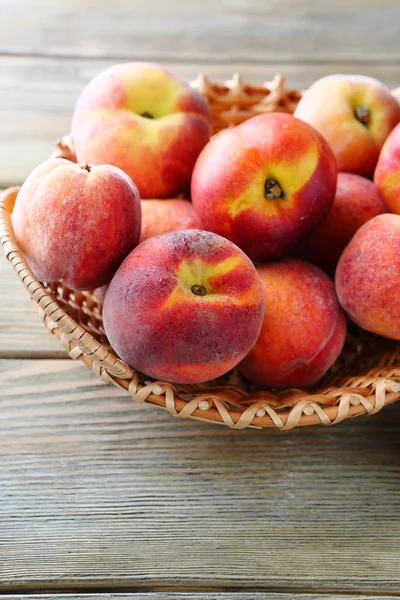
[0, 256, 66, 358]
[1, 0, 400, 63]
[1, 56, 400, 188]
[1, 357, 400, 592]
[1, 592, 398, 600]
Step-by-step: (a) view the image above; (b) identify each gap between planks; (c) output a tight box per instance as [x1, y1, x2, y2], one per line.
[0, 590, 400, 597]
[0, 594, 399, 599]
[2, 51, 400, 65]
[0, 594, 400, 599]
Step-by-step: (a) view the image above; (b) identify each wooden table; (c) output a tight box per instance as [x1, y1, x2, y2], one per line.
[1, 2, 400, 598]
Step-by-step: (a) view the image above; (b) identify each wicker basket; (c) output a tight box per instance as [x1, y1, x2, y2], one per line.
[2, 73, 400, 430]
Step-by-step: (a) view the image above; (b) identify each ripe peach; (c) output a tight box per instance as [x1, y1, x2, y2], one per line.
[374, 123, 400, 213]
[239, 260, 346, 388]
[297, 173, 387, 274]
[191, 112, 337, 261]
[103, 230, 264, 384]
[72, 62, 212, 199]
[336, 214, 400, 339]
[140, 199, 203, 243]
[294, 74, 400, 178]
[12, 158, 141, 290]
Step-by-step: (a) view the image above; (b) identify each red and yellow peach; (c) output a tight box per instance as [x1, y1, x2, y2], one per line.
[294, 74, 400, 178]
[103, 229, 264, 384]
[72, 62, 212, 198]
[191, 112, 337, 261]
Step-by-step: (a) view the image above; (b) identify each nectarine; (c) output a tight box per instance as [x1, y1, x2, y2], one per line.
[191, 113, 337, 261]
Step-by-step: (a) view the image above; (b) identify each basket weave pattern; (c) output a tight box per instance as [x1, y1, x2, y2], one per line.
[2, 74, 400, 430]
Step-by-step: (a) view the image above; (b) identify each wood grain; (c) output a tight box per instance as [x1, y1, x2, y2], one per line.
[2, 596, 399, 600]
[1, 358, 400, 593]
[1, 0, 400, 63]
[1, 56, 400, 188]
[0, 256, 66, 357]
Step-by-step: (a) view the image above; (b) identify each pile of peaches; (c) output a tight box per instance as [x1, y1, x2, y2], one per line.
[11, 63, 400, 387]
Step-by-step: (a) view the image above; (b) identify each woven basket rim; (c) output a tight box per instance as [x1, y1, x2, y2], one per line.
[3, 73, 400, 430]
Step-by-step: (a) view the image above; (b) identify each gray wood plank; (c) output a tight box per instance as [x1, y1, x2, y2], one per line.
[0, 255, 67, 358]
[1, 56, 400, 188]
[2, 592, 398, 600]
[1, 357, 400, 592]
[1, 0, 400, 63]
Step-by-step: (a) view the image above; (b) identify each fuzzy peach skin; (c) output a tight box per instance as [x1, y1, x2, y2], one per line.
[140, 199, 203, 243]
[71, 62, 212, 199]
[294, 74, 400, 178]
[336, 214, 400, 340]
[239, 260, 347, 388]
[191, 113, 337, 262]
[11, 158, 141, 291]
[374, 123, 400, 213]
[103, 230, 264, 384]
[297, 173, 387, 274]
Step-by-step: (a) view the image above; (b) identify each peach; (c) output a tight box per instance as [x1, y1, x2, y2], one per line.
[72, 62, 212, 199]
[191, 113, 337, 261]
[12, 158, 141, 291]
[239, 260, 346, 388]
[297, 173, 387, 274]
[336, 214, 400, 340]
[103, 230, 264, 384]
[140, 199, 203, 243]
[294, 74, 400, 178]
[374, 123, 400, 213]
